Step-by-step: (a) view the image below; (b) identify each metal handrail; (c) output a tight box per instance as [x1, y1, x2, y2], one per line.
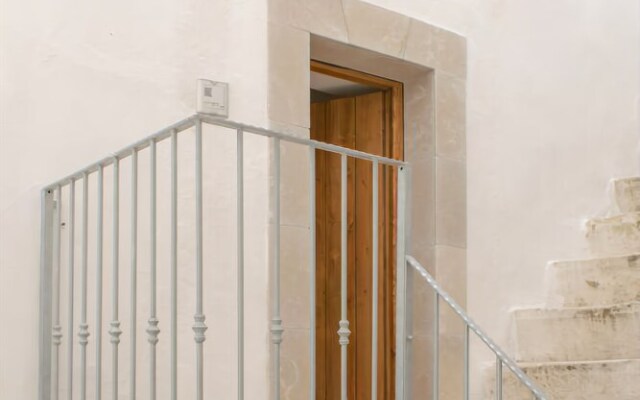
[43, 113, 406, 191]
[406, 255, 549, 400]
[39, 113, 408, 400]
[38, 111, 547, 400]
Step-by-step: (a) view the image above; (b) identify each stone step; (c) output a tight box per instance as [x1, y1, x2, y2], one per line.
[613, 177, 640, 213]
[586, 212, 640, 257]
[546, 254, 640, 307]
[494, 359, 640, 400]
[514, 302, 640, 363]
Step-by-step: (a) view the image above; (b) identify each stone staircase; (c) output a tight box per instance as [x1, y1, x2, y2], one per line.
[501, 177, 640, 399]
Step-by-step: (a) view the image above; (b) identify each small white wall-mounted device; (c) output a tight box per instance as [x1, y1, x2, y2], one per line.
[196, 79, 229, 118]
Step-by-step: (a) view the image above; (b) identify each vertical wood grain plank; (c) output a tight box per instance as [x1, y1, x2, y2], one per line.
[354, 92, 385, 400]
[310, 102, 327, 400]
[324, 97, 356, 400]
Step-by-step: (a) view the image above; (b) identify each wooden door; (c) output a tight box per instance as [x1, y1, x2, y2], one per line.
[311, 87, 401, 399]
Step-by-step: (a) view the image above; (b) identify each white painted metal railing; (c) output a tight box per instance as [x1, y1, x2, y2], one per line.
[405, 256, 549, 400]
[38, 113, 547, 400]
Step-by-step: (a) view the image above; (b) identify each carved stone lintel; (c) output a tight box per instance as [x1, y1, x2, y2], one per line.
[192, 314, 207, 344]
[338, 320, 351, 346]
[109, 321, 122, 345]
[270, 317, 284, 345]
[147, 317, 160, 345]
[78, 323, 90, 345]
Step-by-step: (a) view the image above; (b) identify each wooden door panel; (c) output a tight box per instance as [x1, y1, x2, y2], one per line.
[312, 89, 398, 400]
[324, 97, 357, 400]
[354, 92, 385, 400]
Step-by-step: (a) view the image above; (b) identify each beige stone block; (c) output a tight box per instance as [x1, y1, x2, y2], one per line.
[407, 250, 466, 398]
[613, 177, 640, 213]
[438, 334, 465, 400]
[409, 158, 435, 252]
[341, 0, 411, 58]
[435, 245, 467, 306]
[409, 243, 435, 275]
[547, 254, 640, 307]
[311, 35, 429, 83]
[409, 336, 465, 400]
[280, 140, 311, 227]
[269, 0, 348, 42]
[404, 20, 467, 79]
[409, 253, 466, 399]
[514, 302, 640, 363]
[435, 245, 467, 334]
[407, 333, 466, 400]
[405, 72, 435, 161]
[499, 359, 640, 400]
[436, 72, 466, 161]
[280, 328, 311, 400]
[586, 212, 640, 257]
[281, 225, 311, 329]
[435, 157, 467, 247]
[408, 253, 435, 337]
[268, 120, 310, 139]
[268, 23, 310, 130]
[408, 335, 435, 399]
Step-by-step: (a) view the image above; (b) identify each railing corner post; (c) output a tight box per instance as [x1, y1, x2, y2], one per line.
[395, 166, 408, 400]
[39, 188, 55, 400]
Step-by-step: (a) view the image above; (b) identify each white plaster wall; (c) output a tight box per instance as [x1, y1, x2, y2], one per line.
[3, 0, 640, 398]
[364, 0, 640, 396]
[0, 0, 271, 398]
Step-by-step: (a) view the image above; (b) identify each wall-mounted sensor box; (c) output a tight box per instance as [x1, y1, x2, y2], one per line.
[197, 79, 228, 118]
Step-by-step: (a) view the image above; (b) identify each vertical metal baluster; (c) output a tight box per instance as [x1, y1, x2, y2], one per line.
[109, 158, 122, 400]
[170, 130, 178, 400]
[309, 147, 316, 400]
[495, 356, 503, 400]
[338, 154, 350, 400]
[130, 150, 138, 400]
[395, 166, 407, 400]
[464, 325, 469, 400]
[371, 160, 379, 400]
[52, 187, 63, 400]
[95, 167, 104, 400]
[39, 188, 55, 400]
[237, 128, 244, 400]
[193, 120, 208, 400]
[79, 173, 90, 400]
[67, 179, 76, 400]
[270, 138, 283, 400]
[146, 140, 159, 400]
[433, 292, 439, 400]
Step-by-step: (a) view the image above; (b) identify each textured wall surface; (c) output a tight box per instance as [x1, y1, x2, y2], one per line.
[0, 0, 271, 398]
[365, 0, 640, 396]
